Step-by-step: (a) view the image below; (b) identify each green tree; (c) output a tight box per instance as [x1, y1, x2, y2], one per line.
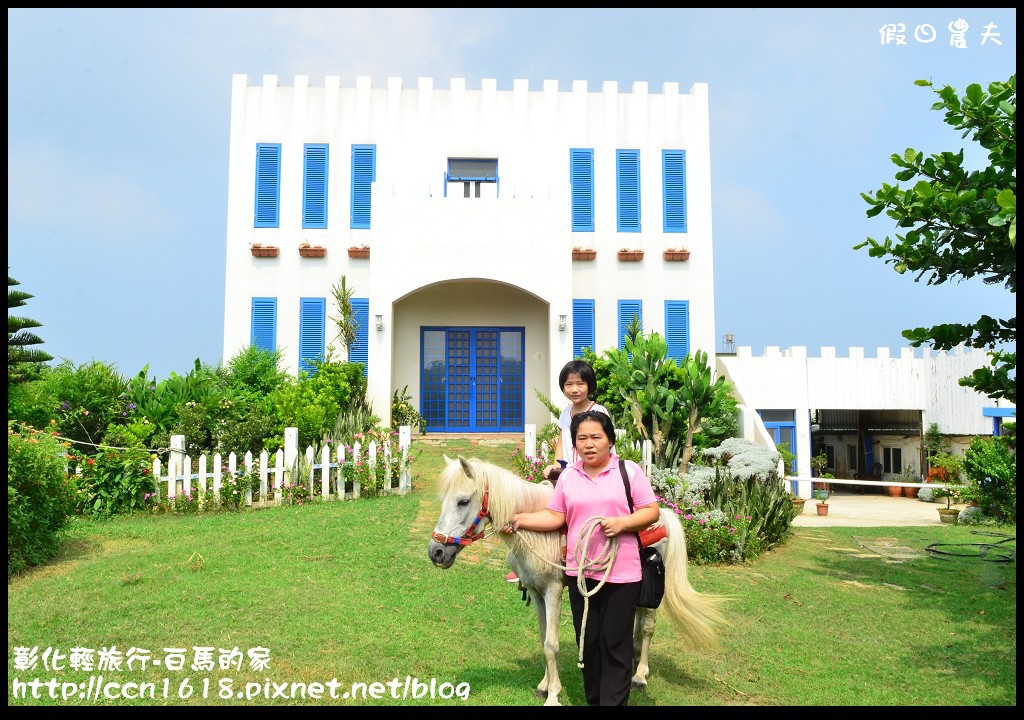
[674, 349, 735, 474]
[856, 75, 1016, 403]
[8, 275, 53, 384]
[589, 335, 735, 471]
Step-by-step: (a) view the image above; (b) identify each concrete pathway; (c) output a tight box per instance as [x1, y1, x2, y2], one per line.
[791, 491, 967, 527]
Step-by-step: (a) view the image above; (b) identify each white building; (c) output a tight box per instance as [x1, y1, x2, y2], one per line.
[222, 74, 1013, 486]
[718, 345, 1014, 496]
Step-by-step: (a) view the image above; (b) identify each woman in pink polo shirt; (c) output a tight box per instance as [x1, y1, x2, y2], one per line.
[503, 410, 659, 706]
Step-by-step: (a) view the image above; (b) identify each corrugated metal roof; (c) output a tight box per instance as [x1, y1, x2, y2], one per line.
[817, 409, 922, 434]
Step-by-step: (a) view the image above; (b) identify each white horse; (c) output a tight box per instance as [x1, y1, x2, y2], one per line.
[427, 455, 727, 706]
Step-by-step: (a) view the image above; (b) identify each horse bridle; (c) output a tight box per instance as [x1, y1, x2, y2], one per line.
[431, 482, 491, 547]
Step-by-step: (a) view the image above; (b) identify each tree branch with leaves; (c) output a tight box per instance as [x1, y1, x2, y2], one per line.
[9, 274, 54, 384]
[856, 75, 1016, 403]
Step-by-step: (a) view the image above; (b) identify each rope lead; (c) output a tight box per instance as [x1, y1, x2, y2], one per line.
[574, 516, 619, 669]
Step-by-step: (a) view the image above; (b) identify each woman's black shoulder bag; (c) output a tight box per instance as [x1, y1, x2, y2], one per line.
[619, 461, 665, 609]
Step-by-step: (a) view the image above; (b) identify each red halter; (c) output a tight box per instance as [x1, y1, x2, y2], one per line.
[430, 483, 491, 547]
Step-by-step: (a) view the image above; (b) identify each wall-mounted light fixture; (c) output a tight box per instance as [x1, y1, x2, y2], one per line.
[374, 314, 384, 331]
[558, 314, 567, 331]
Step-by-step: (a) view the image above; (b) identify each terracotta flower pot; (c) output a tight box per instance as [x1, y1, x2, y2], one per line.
[617, 250, 644, 262]
[885, 485, 903, 497]
[663, 249, 690, 261]
[251, 246, 279, 257]
[299, 246, 326, 257]
[348, 247, 370, 258]
[816, 503, 829, 516]
[903, 486, 919, 499]
[572, 249, 597, 261]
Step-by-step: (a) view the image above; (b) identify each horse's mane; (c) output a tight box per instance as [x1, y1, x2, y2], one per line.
[438, 456, 553, 529]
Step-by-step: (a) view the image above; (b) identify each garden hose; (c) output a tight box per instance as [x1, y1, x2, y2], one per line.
[925, 531, 1016, 563]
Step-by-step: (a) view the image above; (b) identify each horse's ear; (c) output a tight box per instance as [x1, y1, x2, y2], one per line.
[442, 454, 454, 465]
[458, 456, 475, 480]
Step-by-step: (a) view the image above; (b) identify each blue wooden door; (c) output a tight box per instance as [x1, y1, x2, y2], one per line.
[421, 328, 524, 432]
[759, 410, 797, 492]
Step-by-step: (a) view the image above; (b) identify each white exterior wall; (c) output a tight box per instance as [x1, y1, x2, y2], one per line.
[223, 75, 716, 427]
[718, 345, 1014, 484]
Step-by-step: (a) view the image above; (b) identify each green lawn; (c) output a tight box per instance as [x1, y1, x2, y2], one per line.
[7, 439, 1016, 706]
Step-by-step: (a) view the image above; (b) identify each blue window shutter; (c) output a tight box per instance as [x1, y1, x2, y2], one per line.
[617, 300, 642, 351]
[351, 145, 376, 229]
[665, 300, 690, 364]
[303, 144, 328, 229]
[572, 299, 595, 358]
[616, 149, 640, 232]
[298, 298, 326, 376]
[570, 148, 594, 232]
[349, 298, 369, 376]
[662, 150, 687, 233]
[251, 297, 277, 353]
[254, 144, 281, 228]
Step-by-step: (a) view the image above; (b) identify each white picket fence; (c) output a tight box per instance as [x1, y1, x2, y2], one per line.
[523, 424, 653, 476]
[152, 426, 413, 506]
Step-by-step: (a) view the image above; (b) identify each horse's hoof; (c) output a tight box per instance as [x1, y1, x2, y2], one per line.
[535, 688, 547, 699]
[631, 679, 648, 692]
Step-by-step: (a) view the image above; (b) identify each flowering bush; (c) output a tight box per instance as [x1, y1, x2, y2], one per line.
[219, 468, 258, 510]
[282, 480, 314, 505]
[171, 491, 201, 514]
[144, 492, 171, 514]
[660, 495, 759, 565]
[509, 446, 549, 483]
[649, 466, 687, 506]
[72, 447, 153, 518]
[673, 439, 797, 562]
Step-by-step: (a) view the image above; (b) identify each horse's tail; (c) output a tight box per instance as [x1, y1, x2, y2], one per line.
[657, 508, 730, 648]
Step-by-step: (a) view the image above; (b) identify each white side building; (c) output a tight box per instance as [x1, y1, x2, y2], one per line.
[718, 345, 1015, 496]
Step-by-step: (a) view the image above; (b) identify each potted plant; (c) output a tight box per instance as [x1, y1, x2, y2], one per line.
[617, 248, 644, 262]
[347, 244, 370, 258]
[933, 450, 962, 524]
[663, 247, 690, 261]
[790, 493, 806, 515]
[298, 241, 326, 258]
[930, 452, 965, 523]
[810, 451, 829, 492]
[250, 243, 279, 257]
[572, 245, 597, 261]
[935, 485, 963, 523]
[899, 466, 920, 498]
[815, 474, 833, 515]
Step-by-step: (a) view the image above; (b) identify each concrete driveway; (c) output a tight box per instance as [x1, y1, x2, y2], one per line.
[791, 491, 967, 527]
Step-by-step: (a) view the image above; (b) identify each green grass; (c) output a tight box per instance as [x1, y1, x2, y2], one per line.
[8, 439, 1016, 706]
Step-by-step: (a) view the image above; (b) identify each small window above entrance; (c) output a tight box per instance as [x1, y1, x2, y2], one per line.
[446, 158, 498, 198]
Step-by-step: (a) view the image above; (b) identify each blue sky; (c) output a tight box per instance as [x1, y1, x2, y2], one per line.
[8, 8, 1017, 381]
